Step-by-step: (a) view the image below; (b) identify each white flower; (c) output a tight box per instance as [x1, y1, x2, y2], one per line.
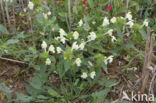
[111, 17, 116, 23]
[88, 32, 96, 41]
[56, 47, 63, 54]
[107, 55, 114, 63]
[28, 1, 34, 10]
[104, 55, 114, 65]
[47, 11, 51, 15]
[73, 31, 79, 40]
[88, 61, 93, 67]
[59, 29, 67, 37]
[78, 19, 83, 27]
[75, 58, 81, 67]
[126, 12, 132, 21]
[111, 36, 117, 42]
[41, 41, 47, 50]
[102, 17, 109, 26]
[90, 71, 96, 79]
[60, 36, 66, 44]
[107, 29, 113, 36]
[43, 13, 48, 19]
[92, 21, 96, 24]
[81, 72, 87, 79]
[45, 58, 51, 65]
[49, 45, 55, 53]
[72, 42, 79, 50]
[104, 56, 108, 65]
[127, 20, 134, 28]
[143, 19, 149, 27]
[23, 8, 27, 12]
[79, 41, 86, 50]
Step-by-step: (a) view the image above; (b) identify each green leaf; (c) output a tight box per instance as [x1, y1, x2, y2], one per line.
[91, 88, 111, 102]
[98, 77, 108, 86]
[139, 29, 147, 40]
[105, 79, 118, 87]
[30, 76, 42, 89]
[7, 39, 19, 44]
[0, 83, 12, 93]
[0, 24, 9, 34]
[88, 0, 94, 9]
[48, 89, 61, 98]
[16, 92, 33, 103]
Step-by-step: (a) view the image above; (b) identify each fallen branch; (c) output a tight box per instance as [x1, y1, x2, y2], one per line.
[0, 57, 27, 64]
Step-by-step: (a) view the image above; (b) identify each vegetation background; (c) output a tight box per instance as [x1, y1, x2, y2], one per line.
[0, 0, 156, 103]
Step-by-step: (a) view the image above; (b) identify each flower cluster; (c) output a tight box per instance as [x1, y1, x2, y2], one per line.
[81, 71, 96, 79]
[41, 41, 63, 65]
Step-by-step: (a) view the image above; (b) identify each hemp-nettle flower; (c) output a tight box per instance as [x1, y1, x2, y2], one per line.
[127, 20, 134, 28]
[75, 58, 81, 67]
[45, 58, 51, 65]
[47, 11, 51, 15]
[59, 29, 67, 37]
[104, 56, 108, 65]
[56, 47, 63, 54]
[23, 8, 27, 12]
[102, 17, 109, 26]
[73, 31, 79, 40]
[111, 36, 117, 42]
[79, 41, 86, 50]
[78, 19, 83, 27]
[88, 32, 96, 41]
[28, 1, 34, 10]
[88, 61, 93, 67]
[49, 45, 55, 53]
[107, 55, 114, 63]
[90, 71, 96, 79]
[60, 36, 66, 44]
[72, 42, 79, 50]
[43, 13, 48, 19]
[111, 17, 116, 23]
[107, 29, 113, 36]
[126, 12, 132, 21]
[81, 72, 87, 79]
[41, 41, 47, 50]
[143, 19, 149, 27]
[92, 21, 96, 24]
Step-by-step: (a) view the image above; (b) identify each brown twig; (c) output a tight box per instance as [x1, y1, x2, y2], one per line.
[0, 0, 6, 27]
[0, 57, 27, 64]
[52, 0, 55, 16]
[5, 0, 11, 28]
[148, 66, 156, 95]
[68, 0, 72, 31]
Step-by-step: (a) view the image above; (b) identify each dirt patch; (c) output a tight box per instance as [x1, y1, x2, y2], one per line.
[0, 60, 31, 102]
